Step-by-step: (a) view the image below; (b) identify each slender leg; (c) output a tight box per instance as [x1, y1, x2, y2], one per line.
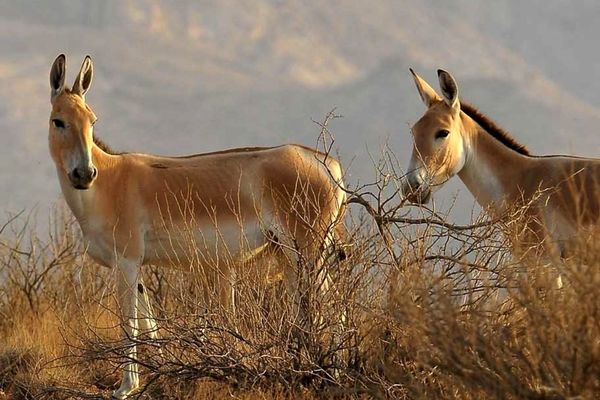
[279, 231, 336, 332]
[309, 226, 346, 325]
[228, 267, 236, 318]
[279, 244, 309, 369]
[113, 260, 140, 399]
[315, 230, 348, 374]
[279, 245, 307, 328]
[137, 279, 159, 340]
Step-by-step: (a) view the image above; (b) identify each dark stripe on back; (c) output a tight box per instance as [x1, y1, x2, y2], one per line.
[166, 143, 329, 159]
[460, 100, 530, 156]
[170, 146, 279, 159]
[92, 138, 328, 160]
[92, 138, 273, 157]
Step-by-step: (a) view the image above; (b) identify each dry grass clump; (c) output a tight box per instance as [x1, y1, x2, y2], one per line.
[1, 145, 600, 399]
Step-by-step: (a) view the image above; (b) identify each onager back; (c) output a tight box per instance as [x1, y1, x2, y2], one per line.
[48, 54, 347, 399]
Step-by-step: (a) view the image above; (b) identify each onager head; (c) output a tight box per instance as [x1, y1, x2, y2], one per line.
[403, 68, 467, 204]
[48, 54, 98, 190]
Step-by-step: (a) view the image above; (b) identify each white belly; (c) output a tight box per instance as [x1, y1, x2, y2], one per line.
[142, 219, 270, 269]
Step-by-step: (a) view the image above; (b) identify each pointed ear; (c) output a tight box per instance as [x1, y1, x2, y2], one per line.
[72, 55, 93, 99]
[409, 68, 441, 108]
[50, 54, 66, 101]
[437, 69, 460, 112]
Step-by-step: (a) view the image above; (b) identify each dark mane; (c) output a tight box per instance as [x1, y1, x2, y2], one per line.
[460, 100, 530, 156]
[93, 134, 124, 155]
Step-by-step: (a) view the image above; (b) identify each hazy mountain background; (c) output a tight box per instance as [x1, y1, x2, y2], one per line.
[2, 0, 600, 223]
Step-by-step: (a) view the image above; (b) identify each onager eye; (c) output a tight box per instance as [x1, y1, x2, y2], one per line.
[52, 119, 65, 129]
[435, 129, 450, 139]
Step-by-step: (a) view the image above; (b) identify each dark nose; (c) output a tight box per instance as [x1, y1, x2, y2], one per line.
[72, 166, 96, 181]
[403, 174, 431, 204]
[69, 165, 97, 189]
[407, 174, 421, 191]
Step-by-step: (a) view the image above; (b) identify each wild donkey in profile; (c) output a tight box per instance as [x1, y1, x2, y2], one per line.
[48, 54, 347, 398]
[403, 69, 600, 286]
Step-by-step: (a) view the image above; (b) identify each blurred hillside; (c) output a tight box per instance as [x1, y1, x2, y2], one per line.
[1, 0, 600, 221]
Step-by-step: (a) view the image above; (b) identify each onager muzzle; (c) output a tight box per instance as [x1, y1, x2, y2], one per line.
[68, 163, 97, 190]
[402, 171, 431, 204]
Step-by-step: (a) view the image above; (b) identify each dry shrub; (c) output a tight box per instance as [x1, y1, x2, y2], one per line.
[349, 147, 600, 400]
[0, 128, 599, 399]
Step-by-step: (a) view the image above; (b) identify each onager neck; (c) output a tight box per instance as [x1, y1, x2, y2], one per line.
[457, 117, 529, 213]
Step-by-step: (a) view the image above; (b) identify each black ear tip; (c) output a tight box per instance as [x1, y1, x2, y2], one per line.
[437, 69, 446, 77]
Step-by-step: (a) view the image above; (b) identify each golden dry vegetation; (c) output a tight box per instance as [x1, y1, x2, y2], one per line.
[1, 139, 600, 399]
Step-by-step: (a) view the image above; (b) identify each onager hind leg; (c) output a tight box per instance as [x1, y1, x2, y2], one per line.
[276, 223, 340, 334]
